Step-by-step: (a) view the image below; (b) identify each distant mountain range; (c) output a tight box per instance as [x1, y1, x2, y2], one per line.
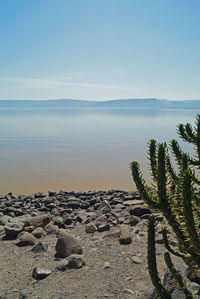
[0, 98, 200, 109]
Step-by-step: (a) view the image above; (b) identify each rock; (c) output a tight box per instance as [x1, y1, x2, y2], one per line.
[98, 200, 111, 214]
[67, 254, 85, 269]
[31, 241, 48, 253]
[34, 192, 46, 199]
[128, 215, 140, 226]
[119, 224, 132, 244]
[24, 225, 35, 233]
[186, 266, 200, 284]
[15, 232, 37, 246]
[32, 227, 46, 238]
[0, 215, 12, 226]
[123, 289, 135, 295]
[19, 289, 31, 299]
[97, 223, 110, 232]
[85, 222, 97, 234]
[32, 267, 51, 280]
[94, 215, 107, 227]
[67, 198, 82, 209]
[62, 213, 73, 225]
[56, 254, 85, 270]
[55, 258, 71, 271]
[44, 221, 59, 235]
[171, 289, 186, 299]
[25, 214, 51, 228]
[129, 205, 151, 217]
[123, 200, 143, 206]
[53, 216, 64, 228]
[103, 261, 110, 269]
[131, 256, 142, 264]
[4, 222, 24, 238]
[55, 232, 82, 258]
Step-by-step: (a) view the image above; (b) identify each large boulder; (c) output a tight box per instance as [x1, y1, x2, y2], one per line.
[55, 232, 82, 258]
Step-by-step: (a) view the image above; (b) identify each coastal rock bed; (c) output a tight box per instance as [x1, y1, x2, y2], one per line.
[0, 190, 198, 298]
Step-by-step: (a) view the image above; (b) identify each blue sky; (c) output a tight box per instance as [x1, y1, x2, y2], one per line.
[0, 0, 200, 100]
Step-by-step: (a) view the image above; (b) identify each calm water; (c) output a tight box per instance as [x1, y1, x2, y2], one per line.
[0, 106, 198, 194]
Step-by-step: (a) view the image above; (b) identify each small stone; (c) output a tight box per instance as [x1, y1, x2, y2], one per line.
[131, 256, 142, 264]
[119, 224, 132, 244]
[44, 222, 59, 235]
[97, 223, 110, 232]
[128, 215, 140, 226]
[85, 222, 97, 234]
[123, 289, 135, 295]
[31, 241, 48, 253]
[19, 289, 31, 299]
[94, 215, 107, 227]
[98, 200, 111, 214]
[103, 262, 110, 269]
[32, 227, 46, 238]
[67, 254, 85, 269]
[15, 232, 37, 246]
[32, 267, 51, 280]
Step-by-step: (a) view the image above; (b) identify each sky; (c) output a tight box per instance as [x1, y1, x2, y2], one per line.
[0, 0, 200, 101]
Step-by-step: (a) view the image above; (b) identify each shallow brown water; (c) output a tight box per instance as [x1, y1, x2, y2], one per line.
[0, 106, 197, 194]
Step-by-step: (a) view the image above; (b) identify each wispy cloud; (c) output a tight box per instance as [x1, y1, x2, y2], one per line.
[0, 76, 138, 91]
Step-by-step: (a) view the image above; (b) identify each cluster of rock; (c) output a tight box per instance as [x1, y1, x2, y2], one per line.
[1, 189, 200, 298]
[0, 190, 152, 281]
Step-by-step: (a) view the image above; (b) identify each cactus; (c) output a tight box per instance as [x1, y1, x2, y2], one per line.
[130, 114, 200, 297]
[147, 216, 171, 299]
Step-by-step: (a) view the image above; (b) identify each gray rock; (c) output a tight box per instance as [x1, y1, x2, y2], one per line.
[94, 215, 107, 227]
[34, 192, 46, 199]
[85, 222, 97, 233]
[31, 241, 48, 253]
[4, 222, 24, 238]
[186, 266, 200, 284]
[44, 221, 59, 235]
[32, 227, 46, 238]
[19, 289, 31, 299]
[128, 215, 140, 226]
[131, 256, 142, 264]
[119, 224, 132, 244]
[55, 232, 82, 258]
[0, 215, 12, 226]
[171, 289, 185, 299]
[16, 232, 37, 246]
[103, 261, 110, 269]
[97, 223, 110, 232]
[25, 214, 51, 228]
[32, 267, 51, 279]
[98, 200, 111, 214]
[67, 254, 85, 269]
[129, 205, 151, 217]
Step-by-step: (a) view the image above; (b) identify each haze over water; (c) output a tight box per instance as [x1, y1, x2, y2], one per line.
[0, 105, 197, 194]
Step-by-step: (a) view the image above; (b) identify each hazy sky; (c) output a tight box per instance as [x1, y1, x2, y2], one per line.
[1, 0, 200, 100]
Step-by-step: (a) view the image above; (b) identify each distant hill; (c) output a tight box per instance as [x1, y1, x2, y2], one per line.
[0, 98, 200, 109]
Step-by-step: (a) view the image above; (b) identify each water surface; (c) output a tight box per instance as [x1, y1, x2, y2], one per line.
[0, 106, 198, 194]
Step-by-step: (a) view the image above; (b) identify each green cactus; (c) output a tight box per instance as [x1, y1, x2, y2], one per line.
[130, 114, 200, 297]
[147, 216, 171, 299]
